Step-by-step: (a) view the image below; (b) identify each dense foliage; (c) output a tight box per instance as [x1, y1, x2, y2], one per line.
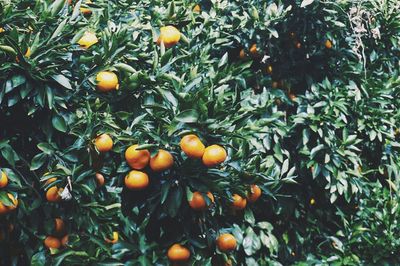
[0, 0, 399, 265]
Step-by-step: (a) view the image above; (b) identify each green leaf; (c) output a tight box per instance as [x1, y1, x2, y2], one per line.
[52, 114, 68, 132]
[175, 109, 199, 123]
[30, 153, 47, 170]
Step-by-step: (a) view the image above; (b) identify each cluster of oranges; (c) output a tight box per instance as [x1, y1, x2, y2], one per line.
[44, 218, 69, 249]
[167, 233, 237, 264]
[0, 171, 18, 215]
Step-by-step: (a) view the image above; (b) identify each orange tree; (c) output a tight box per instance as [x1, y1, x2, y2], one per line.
[0, 0, 400, 265]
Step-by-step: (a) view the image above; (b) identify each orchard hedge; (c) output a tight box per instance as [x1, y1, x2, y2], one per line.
[0, 0, 400, 265]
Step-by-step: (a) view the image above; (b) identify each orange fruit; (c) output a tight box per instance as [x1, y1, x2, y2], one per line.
[0, 28, 5, 33]
[167, 244, 191, 262]
[249, 44, 258, 57]
[44, 177, 57, 186]
[0, 171, 8, 188]
[216, 233, 237, 252]
[295, 42, 301, 49]
[77, 31, 98, 49]
[44, 236, 61, 249]
[202, 145, 227, 167]
[46, 186, 61, 202]
[80, 0, 92, 15]
[150, 149, 174, 172]
[188, 191, 214, 211]
[157, 26, 181, 48]
[94, 134, 113, 153]
[125, 170, 149, 190]
[0, 193, 18, 214]
[95, 173, 105, 187]
[105, 231, 118, 244]
[54, 218, 65, 235]
[310, 198, 316, 205]
[247, 185, 261, 203]
[232, 194, 247, 210]
[96, 72, 119, 92]
[266, 65, 273, 74]
[180, 134, 205, 158]
[125, 144, 151, 170]
[239, 49, 247, 59]
[61, 234, 69, 246]
[325, 39, 333, 49]
[193, 4, 201, 13]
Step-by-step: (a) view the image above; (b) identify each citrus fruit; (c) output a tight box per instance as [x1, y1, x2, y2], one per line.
[105, 231, 118, 244]
[232, 194, 246, 210]
[150, 149, 174, 172]
[325, 39, 333, 49]
[167, 243, 191, 262]
[188, 191, 214, 211]
[96, 72, 119, 92]
[46, 186, 61, 202]
[94, 134, 113, 153]
[95, 173, 105, 187]
[44, 236, 61, 249]
[54, 218, 65, 235]
[125, 170, 149, 190]
[247, 185, 261, 203]
[77, 31, 98, 49]
[249, 44, 258, 57]
[180, 134, 205, 158]
[157, 26, 181, 48]
[0, 171, 8, 188]
[193, 4, 201, 13]
[216, 233, 237, 252]
[61, 234, 69, 246]
[202, 145, 227, 167]
[125, 144, 151, 169]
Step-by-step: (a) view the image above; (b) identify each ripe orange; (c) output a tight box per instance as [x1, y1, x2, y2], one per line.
[44, 236, 61, 249]
[193, 4, 201, 13]
[54, 218, 65, 235]
[77, 31, 98, 49]
[232, 194, 247, 210]
[125, 170, 149, 190]
[0, 28, 5, 33]
[125, 144, 151, 169]
[247, 185, 262, 203]
[310, 198, 316, 205]
[94, 134, 113, 153]
[61, 234, 69, 246]
[96, 71, 119, 92]
[188, 191, 214, 211]
[325, 39, 333, 49]
[180, 134, 205, 158]
[105, 231, 118, 244]
[95, 173, 105, 187]
[150, 149, 174, 172]
[239, 49, 247, 59]
[0, 193, 18, 214]
[167, 244, 191, 262]
[216, 233, 237, 252]
[295, 42, 301, 49]
[157, 26, 181, 48]
[46, 186, 61, 202]
[202, 145, 227, 167]
[0, 171, 8, 188]
[249, 44, 258, 57]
